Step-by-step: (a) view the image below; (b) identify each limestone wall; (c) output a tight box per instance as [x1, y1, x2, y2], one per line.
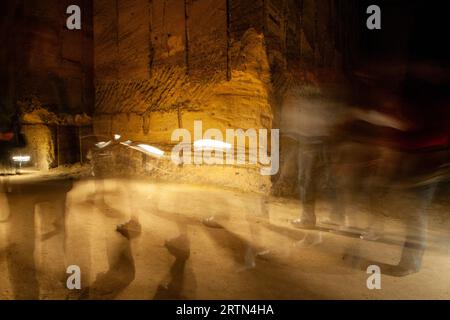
[21, 124, 55, 171]
[0, 1, 94, 171]
[92, 0, 354, 193]
[16, 0, 94, 115]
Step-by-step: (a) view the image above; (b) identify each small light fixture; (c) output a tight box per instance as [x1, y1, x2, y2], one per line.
[114, 134, 121, 141]
[12, 155, 31, 163]
[194, 139, 232, 151]
[12, 155, 31, 173]
[136, 144, 165, 158]
[95, 141, 112, 149]
[120, 140, 132, 146]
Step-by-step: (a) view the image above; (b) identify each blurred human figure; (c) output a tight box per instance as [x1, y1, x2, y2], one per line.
[79, 234, 135, 300]
[86, 136, 142, 234]
[383, 78, 448, 275]
[114, 159, 142, 240]
[344, 56, 449, 276]
[3, 178, 72, 299]
[242, 195, 271, 269]
[81, 138, 138, 299]
[86, 141, 115, 214]
[281, 87, 347, 229]
[280, 84, 410, 231]
[153, 233, 192, 300]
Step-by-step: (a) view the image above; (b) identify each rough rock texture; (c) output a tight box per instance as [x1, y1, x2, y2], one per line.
[20, 125, 55, 171]
[19, 99, 92, 126]
[8, 0, 95, 115]
[1, 0, 355, 187]
[91, 0, 353, 193]
[94, 28, 272, 142]
[1, 1, 95, 170]
[92, 144, 272, 193]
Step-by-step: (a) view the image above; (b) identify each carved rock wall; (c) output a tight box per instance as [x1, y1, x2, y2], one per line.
[0, 0, 94, 170]
[92, 0, 354, 192]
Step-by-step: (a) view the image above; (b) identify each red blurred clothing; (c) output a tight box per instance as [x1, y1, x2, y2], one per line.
[0, 132, 14, 142]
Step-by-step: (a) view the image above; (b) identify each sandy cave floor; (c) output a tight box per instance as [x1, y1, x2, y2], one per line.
[0, 174, 450, 300]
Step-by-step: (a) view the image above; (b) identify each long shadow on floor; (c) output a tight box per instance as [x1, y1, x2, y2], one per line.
[148, 207, 323, 299]
[80, 239, 135, 300]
